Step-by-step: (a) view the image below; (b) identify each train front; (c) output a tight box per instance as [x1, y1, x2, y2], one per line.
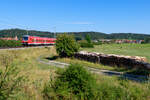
[22, 35, 30, 46]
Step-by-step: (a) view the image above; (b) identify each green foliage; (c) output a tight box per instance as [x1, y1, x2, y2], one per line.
[0, 40, 22, 47]
[144, 37, 150, 43]
[93, 41, 102, 45]
[0, 54, 25, 99]
[43, 64, 97, 99]
[43, 63, 150, 100]
[79, 40, 94, 48]
[80, 42, 94, 48]
[56, 34, 79, 57]
[95, 82, 128, 100]
[85, 34, 91, 43]
[0, 29, 150, 40]
[79, 35, 95, 48]
[0, 28, 55, 39]
[75, 36, 82, 41]
[95, 78, 148, 100]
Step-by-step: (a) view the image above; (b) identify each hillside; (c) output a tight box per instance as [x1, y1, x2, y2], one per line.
[0, 29, 54, 38]
[0, 28, 150, 40]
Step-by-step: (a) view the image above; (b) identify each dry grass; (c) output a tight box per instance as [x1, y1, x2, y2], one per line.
[0, 46, 150, 100]
[0, 47, 56, 100]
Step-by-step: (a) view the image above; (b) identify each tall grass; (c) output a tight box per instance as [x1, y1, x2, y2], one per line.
[1, 46, 150, 100]
[0, 53, 26, 99]
[43, 63, 150, 100]
[0, 47, 56, 100]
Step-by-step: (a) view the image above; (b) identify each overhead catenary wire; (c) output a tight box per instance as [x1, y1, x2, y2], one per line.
[0, 18, 56, 32]
[0, 17, 60, 38]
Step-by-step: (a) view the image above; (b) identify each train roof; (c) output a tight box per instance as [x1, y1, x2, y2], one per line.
[22, 35, 56, 39]
[23, 35, 30, 37]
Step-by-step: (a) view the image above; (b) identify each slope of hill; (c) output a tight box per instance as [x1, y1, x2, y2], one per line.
[0, 28, 150, 40]
[0, 29, 54, 38]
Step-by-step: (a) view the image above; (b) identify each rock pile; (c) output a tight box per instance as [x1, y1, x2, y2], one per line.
[74, 51, 150, 70]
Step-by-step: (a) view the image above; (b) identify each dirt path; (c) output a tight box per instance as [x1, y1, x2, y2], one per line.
[37, 57, 150, 82]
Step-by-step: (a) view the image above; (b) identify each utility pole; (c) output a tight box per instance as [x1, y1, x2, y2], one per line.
[26, 28, 28, 35]
[53, 27, 56, 38]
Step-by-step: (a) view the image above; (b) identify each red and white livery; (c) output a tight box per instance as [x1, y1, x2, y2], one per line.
[22, 35, 56, 46]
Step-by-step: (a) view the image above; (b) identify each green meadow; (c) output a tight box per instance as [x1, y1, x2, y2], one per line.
[82, 43, 150, 62]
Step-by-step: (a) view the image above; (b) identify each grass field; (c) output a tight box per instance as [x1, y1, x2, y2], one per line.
[82, 43, 150, 62]
[0, 46, 150, 99]
[0, 47, 56, 100]
[55, 44, 150, 74]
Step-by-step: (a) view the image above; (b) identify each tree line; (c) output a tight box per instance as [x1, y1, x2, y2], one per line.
[0, 28, 150, 40]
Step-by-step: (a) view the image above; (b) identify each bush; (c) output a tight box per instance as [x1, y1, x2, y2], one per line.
[93, 41, 102, 45]
[144, 37, 150, 43]
[85, 34, 91, 43]
[43, 64, 97, 99]
[43, 63, 150, 100]
[79, 41, 94, 48]
[0, 40, 22, 47]
[56, 34, 79, 57]
[78, 34, 94, 48]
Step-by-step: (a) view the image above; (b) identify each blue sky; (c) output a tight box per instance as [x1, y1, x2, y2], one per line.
[0, 0, 150, 34]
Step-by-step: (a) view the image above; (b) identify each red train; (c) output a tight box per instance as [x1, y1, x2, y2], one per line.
[22, 35, 56, 46]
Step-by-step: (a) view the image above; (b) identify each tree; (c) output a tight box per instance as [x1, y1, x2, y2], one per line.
[79, 34, 94, 48]
[85, 34, 91, 43]
[144, 37, 150, 43]
[56, 34, 79, 57]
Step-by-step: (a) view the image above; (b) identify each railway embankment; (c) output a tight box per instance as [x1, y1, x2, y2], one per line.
[74, 51, 150, 70]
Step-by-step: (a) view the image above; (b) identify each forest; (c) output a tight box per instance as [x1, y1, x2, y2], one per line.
[0, 28, 150, 40]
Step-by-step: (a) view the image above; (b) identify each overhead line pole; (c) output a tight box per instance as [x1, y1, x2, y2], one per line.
[26, 28, 28, 35]
[53, 27, 56, 38]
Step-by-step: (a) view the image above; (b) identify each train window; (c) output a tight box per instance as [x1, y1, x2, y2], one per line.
[23, 37, 28, 41]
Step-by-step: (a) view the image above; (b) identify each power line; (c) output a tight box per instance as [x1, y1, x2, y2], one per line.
[0, 19, 26, 28]
[0, 18, 59, 36]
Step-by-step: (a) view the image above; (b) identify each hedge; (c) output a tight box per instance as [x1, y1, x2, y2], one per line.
[0, 40, 22, 47]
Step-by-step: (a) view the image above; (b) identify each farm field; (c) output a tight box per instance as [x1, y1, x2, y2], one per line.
[82, 43, 150, 62]
[0, 47, 150, 99]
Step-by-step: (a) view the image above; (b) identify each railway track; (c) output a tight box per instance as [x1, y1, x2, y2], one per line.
[0, 45, 53, 50]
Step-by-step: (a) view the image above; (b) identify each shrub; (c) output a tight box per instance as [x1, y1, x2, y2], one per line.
[93, 41, 102, 45]
[144, 37, 150, 43]
[0, 54, 25, 99]
[0, 40, 22, 47]
[79, 41, 94, 48]
[85, 34, 91, 43]
[56, 34, 79, 57]
[77, 35, 94, 48]
[43, 64, 97, 99]
[43, 63, 150, 100]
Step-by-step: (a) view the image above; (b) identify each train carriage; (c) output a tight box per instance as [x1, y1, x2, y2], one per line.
[22, 35, 56, 46]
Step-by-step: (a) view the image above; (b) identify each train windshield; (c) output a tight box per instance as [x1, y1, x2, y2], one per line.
[23, 37, 28, 41]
